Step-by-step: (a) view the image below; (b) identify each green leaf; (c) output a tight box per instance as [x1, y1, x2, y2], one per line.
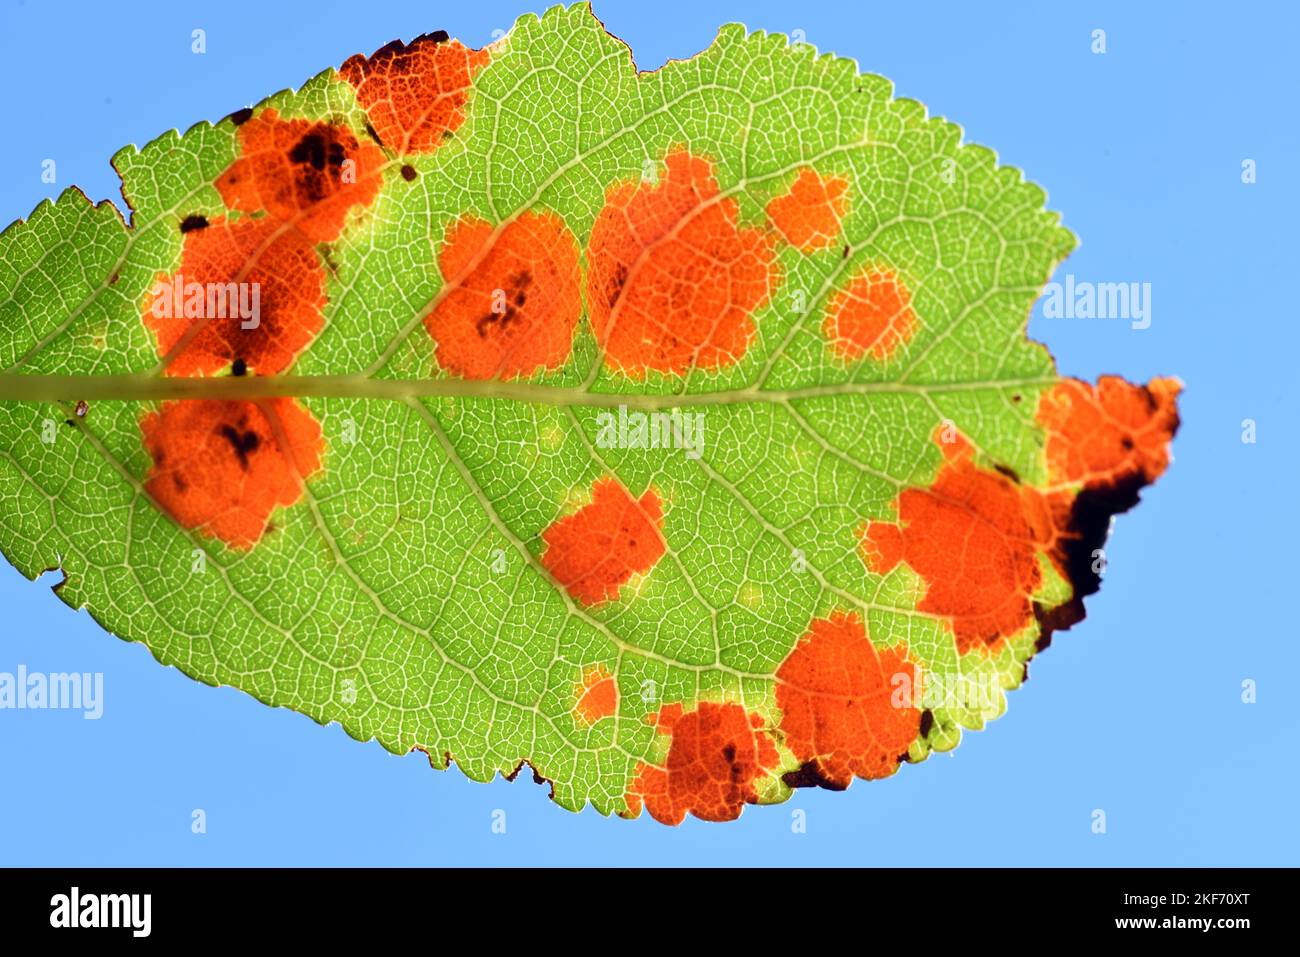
[0, 3, 1179, 823]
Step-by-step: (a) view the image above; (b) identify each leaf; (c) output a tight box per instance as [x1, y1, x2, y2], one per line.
[0, 4, 1179, 823]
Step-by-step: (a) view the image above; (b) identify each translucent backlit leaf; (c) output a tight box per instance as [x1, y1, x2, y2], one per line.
[0, 4, 1179, 823]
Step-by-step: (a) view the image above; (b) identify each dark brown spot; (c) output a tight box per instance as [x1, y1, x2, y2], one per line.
[919, 709, 934, 738]
[605, 262, 629, 310]
[503, 759, 555, 799]
[473, 270, 533, 338]
[179, 214, 208, 233]
[781, 760, 850, 792]
[289, 132, 345, 173]
[400, 164, 417, 182]
[217, 424, 261, 470]
[227, 107, 254, 126]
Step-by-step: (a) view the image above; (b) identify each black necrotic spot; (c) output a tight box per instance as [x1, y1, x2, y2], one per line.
[1033, 471, 1149, 652]
[993, 463, 1021, 485]
[217, 424, 261, 471]
[781, 760, 849, 792]
[289, 132, 345, 172]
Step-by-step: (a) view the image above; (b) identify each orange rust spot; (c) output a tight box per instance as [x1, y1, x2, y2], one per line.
[585, 149, 778, 377]
[1038, 376, 1181, 488]
[425, 212, 582, 380]
[143, 217, 326, 376]
[339, 33, 489, 155]
[824, 265, 916, 361]
[766, 167, 849, 252]
[574, 666, 618, 724]
[861, 378, 1180, 655]
[540, 478, 665, 606]
[775, 612, 921, 787]
[216, 108, 384, 243]
[862, 431, 1062, 655]
[626, 702, 778, 825]
[141, 399, 323, 550]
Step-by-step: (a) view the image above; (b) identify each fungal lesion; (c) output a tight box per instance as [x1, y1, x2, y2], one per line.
[288, 131, 347, 173]
[287, 128, 353, 203]
[216, 423, 261, 470]
[602, 262, 629, 311]
[474, 269, 533, 338]
[993, 463, 1021, 485]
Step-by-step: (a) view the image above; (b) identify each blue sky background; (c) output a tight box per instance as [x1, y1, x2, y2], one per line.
[0, 0, 1295, 866]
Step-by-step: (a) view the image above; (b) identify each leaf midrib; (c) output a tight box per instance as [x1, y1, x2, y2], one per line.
[0, 373, 1058, 404]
